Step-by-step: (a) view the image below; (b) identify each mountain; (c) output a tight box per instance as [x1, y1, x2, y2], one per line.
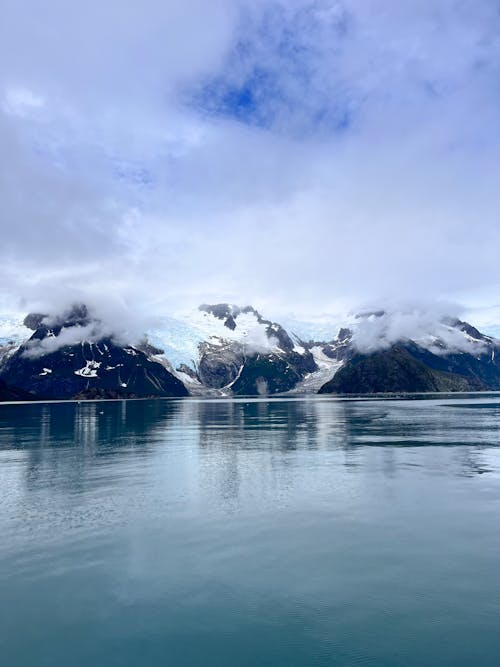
[319, 319, 500, 394]
[0, 305, 188, 400]
[173, 304, 342, 395]
[318, 345, 472, 394]
[2, 304, 500, 399]
[147, 307, 500, 395]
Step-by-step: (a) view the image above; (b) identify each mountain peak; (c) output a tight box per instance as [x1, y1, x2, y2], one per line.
[198, 303, 263, 330]
[24, 303, 91, 333]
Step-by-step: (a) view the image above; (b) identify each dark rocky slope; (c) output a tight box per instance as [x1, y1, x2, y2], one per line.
[231, 351, 316, 395]
[0, 378, 35, 402]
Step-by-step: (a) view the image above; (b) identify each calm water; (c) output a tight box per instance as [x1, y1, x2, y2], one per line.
[1, 396, 500, 666]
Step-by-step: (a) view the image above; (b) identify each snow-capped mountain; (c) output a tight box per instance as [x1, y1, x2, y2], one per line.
[152, 304, 344, 395]
[158, 305, 500, 395]
[0, 305, 187, 400]
[320, 315, 500, 394]
[2, 303, 500, 400]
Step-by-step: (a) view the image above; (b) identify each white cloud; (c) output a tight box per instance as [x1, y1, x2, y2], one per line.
[3, 86, 44, 117]
[0, 0, 499, 328]
[351, 304, 489, 354]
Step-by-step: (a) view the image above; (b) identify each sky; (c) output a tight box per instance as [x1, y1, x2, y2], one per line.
[1, 0, 500, 330]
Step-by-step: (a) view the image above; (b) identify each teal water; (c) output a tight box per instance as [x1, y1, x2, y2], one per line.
[1, 396, 500, 666]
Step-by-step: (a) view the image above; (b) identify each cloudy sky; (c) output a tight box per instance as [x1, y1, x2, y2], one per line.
[1, 0, 499, 326]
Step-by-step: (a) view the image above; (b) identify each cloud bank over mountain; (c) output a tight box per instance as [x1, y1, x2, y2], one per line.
[351, 305, 489, 354]
[1, 1, 500, 324]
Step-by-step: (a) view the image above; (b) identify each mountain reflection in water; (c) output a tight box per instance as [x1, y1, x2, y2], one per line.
[1, 396, 499, 667]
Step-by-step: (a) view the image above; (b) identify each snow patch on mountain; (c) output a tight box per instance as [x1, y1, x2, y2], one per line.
[0, 315, 31, 348]
[286, 346, 344, 394]
[74, 360, 101, 377]
[148, 308, 281, 372]
[147, 314, 212, 370]
[189, 308, 278, 352]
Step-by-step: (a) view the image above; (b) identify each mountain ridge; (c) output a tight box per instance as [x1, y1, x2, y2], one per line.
[1, 303, 500, 400]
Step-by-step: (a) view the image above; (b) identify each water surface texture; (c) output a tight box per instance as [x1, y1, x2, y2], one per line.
[1, 396, 500, 666]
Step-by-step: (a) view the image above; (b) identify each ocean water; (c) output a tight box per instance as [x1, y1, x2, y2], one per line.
[0, 396, 499, 666]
